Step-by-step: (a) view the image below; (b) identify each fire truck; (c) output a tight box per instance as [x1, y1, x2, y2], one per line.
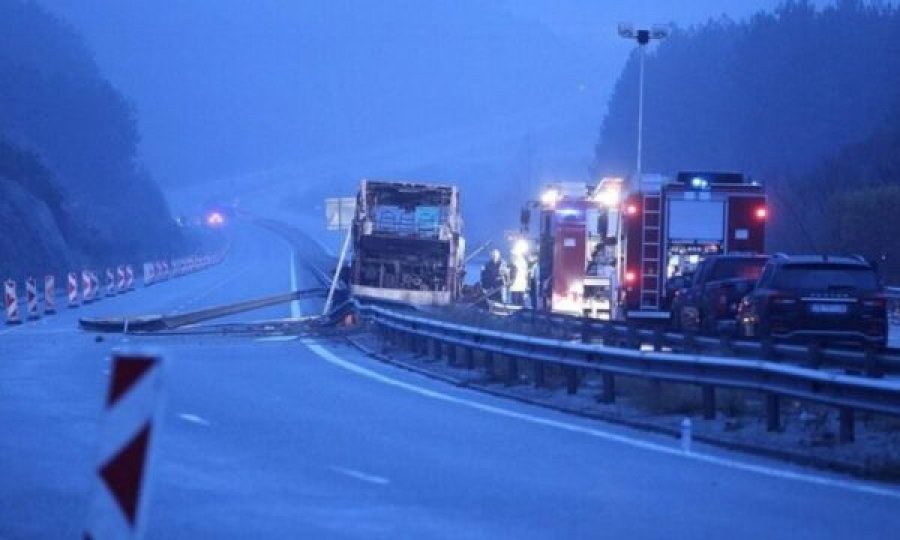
[528, 172, 766, 321]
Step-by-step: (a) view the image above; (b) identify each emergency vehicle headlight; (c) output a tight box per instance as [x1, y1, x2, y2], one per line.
[594, 186, 621, 207]
[541, 188, 561, 207]
[513, 238, 530, 255]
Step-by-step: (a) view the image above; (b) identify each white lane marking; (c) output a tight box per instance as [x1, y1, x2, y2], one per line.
[289, 249, 302, 318]
[255, 336, 299, 342]
[329, 465, 390, 485]
[178, 413, 211, 427]
[173, 266, 251, 313]
[301, 339, 900, 500]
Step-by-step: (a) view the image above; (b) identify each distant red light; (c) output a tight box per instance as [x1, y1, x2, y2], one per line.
[625, 271, 637, 283]
[625, 204, 639, 216]
[206, 211, 225, 227]
[755, 206, 768, 220]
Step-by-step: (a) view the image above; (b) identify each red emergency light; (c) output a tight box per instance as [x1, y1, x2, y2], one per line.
[206, 211, 226, 227]
[755, 206, 768, 220]
[625, 271, 637, 283]
[625, 203, 639, 216]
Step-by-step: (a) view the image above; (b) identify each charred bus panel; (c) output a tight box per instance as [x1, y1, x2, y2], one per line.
[350, 180, 464, 305]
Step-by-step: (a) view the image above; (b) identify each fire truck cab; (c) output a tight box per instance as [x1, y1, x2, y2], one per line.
[620, 172, 766, 321]
[531, 172, 766, 321]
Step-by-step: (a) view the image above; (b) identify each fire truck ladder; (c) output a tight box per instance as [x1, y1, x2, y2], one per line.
[640, 193, 661, 310]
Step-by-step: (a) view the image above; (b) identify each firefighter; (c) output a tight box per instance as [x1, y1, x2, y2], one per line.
[480, 249, 509, 302]
[509, 241, 532, 306]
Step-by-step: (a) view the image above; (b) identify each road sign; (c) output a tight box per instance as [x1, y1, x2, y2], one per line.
[85, 352, 164, 540]
[325, 197, 356, 231]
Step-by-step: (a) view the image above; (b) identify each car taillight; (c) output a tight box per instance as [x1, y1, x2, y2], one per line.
[862, 297, 886, 309]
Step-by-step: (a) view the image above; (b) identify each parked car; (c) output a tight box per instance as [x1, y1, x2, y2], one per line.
[736, 254, 886, 348]
[670, 254, 769, 333]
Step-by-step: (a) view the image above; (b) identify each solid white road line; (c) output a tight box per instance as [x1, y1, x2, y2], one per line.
[329, 465, 390, 486]
[301, 339, 900, 500]
[289, 249, 302, 318]
[255, 336, 299, 342]
[178, 413, 211, 427]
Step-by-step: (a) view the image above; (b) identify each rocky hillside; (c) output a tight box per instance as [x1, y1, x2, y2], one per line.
[0, 0, 179, 281]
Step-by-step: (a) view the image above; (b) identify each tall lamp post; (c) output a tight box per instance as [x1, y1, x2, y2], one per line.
[617, 23, 669, 185]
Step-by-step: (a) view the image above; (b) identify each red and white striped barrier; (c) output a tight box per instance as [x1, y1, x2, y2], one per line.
[25, 277, 39, 320]
[117, 266, 126, 293]
[106, 268, 116, 297]
[125, 265, 135, 290]
[45, 275, 56, 314]
[84, 352, 163, 540]
[4, 279, 20, 325]
[68, 272, 79, 308]
[90, 271, 100, 302]
[82, 270, 94, 304]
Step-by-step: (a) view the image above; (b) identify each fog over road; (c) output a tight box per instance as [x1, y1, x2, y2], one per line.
[1, 219, 898, 539]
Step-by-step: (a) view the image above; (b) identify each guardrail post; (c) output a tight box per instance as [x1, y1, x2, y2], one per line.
[702, 386, 716, 420]
[432, 339, 442, 361]
[465, 347, 475, 370]
[626, 324, 640, 350]
[602, 323, 614, 346]
[484, 351, 496, 380]
[864, 346, 882, 378]
[766, 393, 781, 432]
[760, 336, 776, 360]
[806, 341, 822, 369]
[533, 360, 545, 388]
[581, 317, 592, 344]
[565, 365, 579, 394]
[599, 372, 616, 404]
[506, 356, 519, 385]
[683, 331, 696, 354]
[839, 407, 855, 444]
[447, 343, 458, 366]
[652, 328, 663, 352]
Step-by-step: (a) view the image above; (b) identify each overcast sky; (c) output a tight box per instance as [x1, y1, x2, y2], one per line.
[41, 1, 785, 194]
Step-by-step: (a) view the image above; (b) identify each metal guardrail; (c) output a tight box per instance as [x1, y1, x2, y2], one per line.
[506, 309, 899, 375]
[886, 287, 900, 327]
[357, 302, 900, 443]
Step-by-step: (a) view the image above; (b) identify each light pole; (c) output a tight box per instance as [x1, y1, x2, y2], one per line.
[618, 23, 669, 184]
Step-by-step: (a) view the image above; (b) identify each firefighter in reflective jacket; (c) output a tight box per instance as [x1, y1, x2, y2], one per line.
[480, 249, 508, 302]
[509, 251, 530, 306]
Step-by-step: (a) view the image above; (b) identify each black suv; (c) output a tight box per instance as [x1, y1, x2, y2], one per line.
[670, 254, 769, 333]
[736, 254, 887, 348]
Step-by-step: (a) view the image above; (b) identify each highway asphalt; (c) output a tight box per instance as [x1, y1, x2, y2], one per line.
[1, 220, 899, 539]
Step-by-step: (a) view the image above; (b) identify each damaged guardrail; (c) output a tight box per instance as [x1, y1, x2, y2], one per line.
[357, 302, 900, 444]
[79, 288, 327, 332]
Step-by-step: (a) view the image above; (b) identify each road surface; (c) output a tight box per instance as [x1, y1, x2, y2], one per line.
[1, 220, 898, 539]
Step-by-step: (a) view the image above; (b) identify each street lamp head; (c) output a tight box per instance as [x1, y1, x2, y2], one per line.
[617, 22, 635, 39]
[651, 24, 671, 39]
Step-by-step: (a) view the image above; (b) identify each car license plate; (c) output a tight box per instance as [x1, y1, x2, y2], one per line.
[809, 303, 847, 314]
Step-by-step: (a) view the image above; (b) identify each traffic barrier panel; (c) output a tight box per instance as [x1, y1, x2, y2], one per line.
[68, 272, 79, 308]
[82, 270, 94, 304]
[44, 275, 56, 314]
[90, 271, 100, 302]
[4, 279, 20, 324]
[117, 266, 126, 293]
[25, 277, 39, 320]
[126, 265, 135, 290]
[84, 352, 163, 539]
[106, 268, 116, 297]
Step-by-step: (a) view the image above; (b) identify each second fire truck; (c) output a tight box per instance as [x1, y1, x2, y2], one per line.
[525, 171, 767, 321]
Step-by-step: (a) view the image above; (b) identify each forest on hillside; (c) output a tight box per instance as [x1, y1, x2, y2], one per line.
[0, 0, 178, 279]
[595, 0, 900, 279]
